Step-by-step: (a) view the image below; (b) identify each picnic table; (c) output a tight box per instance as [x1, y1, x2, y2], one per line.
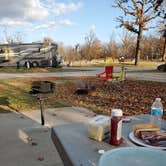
[51, 115, 166, 166]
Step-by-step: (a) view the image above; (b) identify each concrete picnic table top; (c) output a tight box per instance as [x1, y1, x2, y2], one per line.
[51, 114, 166, 166]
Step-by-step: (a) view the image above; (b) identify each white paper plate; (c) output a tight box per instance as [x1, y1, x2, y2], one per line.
[129, 132, 166, 150]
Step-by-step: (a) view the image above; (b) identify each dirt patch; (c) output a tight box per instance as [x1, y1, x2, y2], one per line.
[53, 77, 166, 119]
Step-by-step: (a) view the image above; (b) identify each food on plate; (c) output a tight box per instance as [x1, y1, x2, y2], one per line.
[141, 131, 166, 147]
[141, 131, 166, 142]
[133, 124, 160, 138]
[132, 123, 166, 147]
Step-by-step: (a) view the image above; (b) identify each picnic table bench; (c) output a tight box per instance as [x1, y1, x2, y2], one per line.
[51, 114, 166, 166]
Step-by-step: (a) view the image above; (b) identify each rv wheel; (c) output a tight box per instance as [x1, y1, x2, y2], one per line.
[32, 61, 39, 68]
[25, 61, 31, 69]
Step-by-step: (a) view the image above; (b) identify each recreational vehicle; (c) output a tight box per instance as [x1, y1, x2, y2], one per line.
[0, 42, 62, 68]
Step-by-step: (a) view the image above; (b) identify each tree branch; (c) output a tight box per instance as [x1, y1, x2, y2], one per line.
[131, 0, 139, 12]
[144, 12, 161, 22]
[143, 26, 156, 31]
[116, 1, 138, 16]
[124, 22, 139, 33]
[153, 0, 164, 11]
[137, 1, 144, 6]
[117, 16, 139, 33]
[146, 0, 154, 4]
[127, 5, 135, 10]
[144, 5, 153, 14]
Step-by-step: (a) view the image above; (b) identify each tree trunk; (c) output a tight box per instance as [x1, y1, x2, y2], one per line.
[135, 26, 143, 65]
[162, 37, 166, 62]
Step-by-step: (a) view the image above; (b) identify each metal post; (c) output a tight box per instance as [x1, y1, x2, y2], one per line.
[121, 63, 125, 81]
[30, 81, 55, 126]
[39, 97, 45, 125]
[17, 62, 20, 69]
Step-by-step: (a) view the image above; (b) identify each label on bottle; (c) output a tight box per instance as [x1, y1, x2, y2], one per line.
[117, 120, 122, 140]
[151, 109, 163, 117]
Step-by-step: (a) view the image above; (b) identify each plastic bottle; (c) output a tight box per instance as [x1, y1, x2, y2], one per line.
[150, 98, 163, 129]
[110, 109, 123, 146]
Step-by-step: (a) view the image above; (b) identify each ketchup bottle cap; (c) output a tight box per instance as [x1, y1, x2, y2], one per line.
[111, 109, 123, 117]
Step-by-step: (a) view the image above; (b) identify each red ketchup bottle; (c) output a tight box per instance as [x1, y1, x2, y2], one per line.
[110, 109, 123, 146]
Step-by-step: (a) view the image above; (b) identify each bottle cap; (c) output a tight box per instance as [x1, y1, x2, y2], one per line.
[111, 109, 123, 117]
[155, 98, 161, 102]
[98, 149, 105, 154]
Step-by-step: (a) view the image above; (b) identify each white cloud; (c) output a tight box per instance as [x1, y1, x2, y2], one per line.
[0, 1, 82, 32]
[58, 20, 76, 26]
[0, 0, 82, 21]
[35, 23, 56, 30]
[34, 20, 75, 30]
[45, 1, 82, 16]
[0, 20, 32, 27]
[0, 0, 48, 21]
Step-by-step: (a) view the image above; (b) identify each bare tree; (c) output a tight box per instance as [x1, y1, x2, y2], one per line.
[157, 1, 166, 62]
[3, 27, 13, 44]
[105, 34, 119, 61]
[57, 42, 66, 56]
[59, 44, 80, 65]
[142, 36, 163, 60]
[13, 32, 24, 43]
[119, 31, 136, 60]
[114, 0, 164, 65]
[162, 18, 166, 62]
[84, 30, 99, 61]
[74, 43, 81, 60]
[3, 27, 24, 44]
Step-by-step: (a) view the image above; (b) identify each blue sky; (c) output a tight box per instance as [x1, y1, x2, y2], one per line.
[43, 0, 121, 45]
[0, 0, 161, 45]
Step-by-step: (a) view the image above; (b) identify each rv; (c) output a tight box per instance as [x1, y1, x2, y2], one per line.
[0, 42, 62, 68]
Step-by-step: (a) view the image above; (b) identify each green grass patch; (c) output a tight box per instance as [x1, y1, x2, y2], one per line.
[0, 78, 70, 113]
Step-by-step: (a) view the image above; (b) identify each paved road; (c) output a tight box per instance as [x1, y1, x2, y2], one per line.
[0, 66, 165, 82]
[126, 72, 166, 82]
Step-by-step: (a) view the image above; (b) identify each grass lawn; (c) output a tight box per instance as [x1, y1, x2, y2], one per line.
[66, 59, 163, 67]
[0, 77, 70, 112]
[0, 76, 165, 120]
